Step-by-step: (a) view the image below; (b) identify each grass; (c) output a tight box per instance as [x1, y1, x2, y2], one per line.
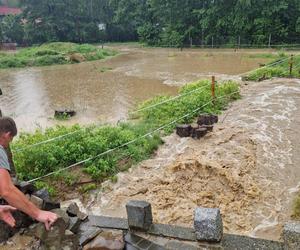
[292, 193, 300, 219]
[243, 54, 300, 81]
[0, 42, 117, 69]
[11, 80, 240, 193]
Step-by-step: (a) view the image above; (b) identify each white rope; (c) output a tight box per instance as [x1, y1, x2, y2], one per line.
[14, 83, 210, 152]
[241, 56, 290, 76]
[27, 90, 239, 183]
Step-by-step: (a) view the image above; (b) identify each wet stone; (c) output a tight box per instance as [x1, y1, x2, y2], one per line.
[83, 229, 124, 250]
[51, 208, 70, 228]
[35, 217, 67, 250]
[194, 207, 223, 242]
[0, 221, 13, 243]
[30, 195, 44, 209]
[77, 211, 88, 221]
[43, 200, 61, 211]
[67, 203, 80, 217]
[176, 124, 192, 137]
[78, 226, 102, 246]
[68, 217, 82, 234]
[201, 125, 214, 132]
[16, 181, 36, 195]
[283, 222, 300, 250]
[126, 200, 153, 231]
[192, 128, 207, 139]
[33, 188, 50, 201]
[125, 233, 165, 250]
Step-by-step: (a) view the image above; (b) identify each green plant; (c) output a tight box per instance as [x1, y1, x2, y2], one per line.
[79, 183, 97, 193]
[292, 193, 300, 219]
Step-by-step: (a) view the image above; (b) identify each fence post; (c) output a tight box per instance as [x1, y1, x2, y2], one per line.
[268, 34, 272, 48]
[212, 37, 214, 49]
[289, 54, 294, 77]
[212, 76, 216, 103]
[238, 36, 241, 49]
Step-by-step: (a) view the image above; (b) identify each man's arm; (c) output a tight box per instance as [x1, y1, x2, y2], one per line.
[0, 169, 57, 230]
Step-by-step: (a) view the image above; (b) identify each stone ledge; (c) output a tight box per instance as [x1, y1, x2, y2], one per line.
[88, 215, 129, 230]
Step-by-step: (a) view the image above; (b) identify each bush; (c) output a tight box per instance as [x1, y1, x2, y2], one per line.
[0, 42, 117, 69]
[244, 55, 300, 81]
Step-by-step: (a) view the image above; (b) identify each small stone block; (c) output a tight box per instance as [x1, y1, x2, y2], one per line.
[33, 188, 50, 201]
[126, 200, 153, 231]
[176, 124, 192, 137]
[283, 222, 300, 250]
[30, 195, 44, 209]
[67, 202, 80, 217]
[43, 200, 60, 211]
[68, 217, 82, 234]
[194, 207, 223, 242]
[17, 181, 36, 194]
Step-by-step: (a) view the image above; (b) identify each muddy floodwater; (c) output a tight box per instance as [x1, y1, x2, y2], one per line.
[0, 46, 272, 132]
[84, 78, 300, 241]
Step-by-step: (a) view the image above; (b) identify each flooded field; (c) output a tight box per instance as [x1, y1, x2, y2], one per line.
[0, 47, 272, 132]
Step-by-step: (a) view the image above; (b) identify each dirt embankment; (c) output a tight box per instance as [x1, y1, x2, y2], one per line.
[85, 78, 300, 241]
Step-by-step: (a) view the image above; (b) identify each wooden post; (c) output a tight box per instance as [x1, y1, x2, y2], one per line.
[212, 76, 216, 102]
[289, 54, 294, 77]
[268, 34, 272, 48]
[212, 36, 214, 48]
[238, 36, 241, 49]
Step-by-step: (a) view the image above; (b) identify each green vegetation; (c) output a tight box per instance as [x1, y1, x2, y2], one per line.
[0, 42, 117, 69]
[12, 80, 240, 191]
[243, 55, 300, 81]
[292, 193, 300, 219]
[1, 1, 300, 47]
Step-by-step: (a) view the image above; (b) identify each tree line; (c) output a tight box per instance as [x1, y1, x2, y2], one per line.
[1, 0, 300, 47]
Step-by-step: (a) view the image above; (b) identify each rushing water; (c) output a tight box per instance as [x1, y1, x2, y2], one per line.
[0, 47, 271, 132]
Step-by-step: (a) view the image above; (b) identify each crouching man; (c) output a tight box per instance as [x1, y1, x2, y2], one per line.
[0, 117, 57, 230]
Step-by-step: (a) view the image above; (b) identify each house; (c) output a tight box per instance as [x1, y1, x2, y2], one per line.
[0, 6, 21, 17]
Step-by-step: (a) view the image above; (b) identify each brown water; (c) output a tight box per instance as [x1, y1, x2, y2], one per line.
[0, 47, 271, 132]
[84, 78, 300, 241]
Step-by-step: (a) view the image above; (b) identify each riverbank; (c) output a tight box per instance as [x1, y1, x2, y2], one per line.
[0, 42, 117, 69]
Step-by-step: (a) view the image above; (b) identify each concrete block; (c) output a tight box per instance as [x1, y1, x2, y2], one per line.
[194, 207, 223, 242]
[126, 200, 153, 231]
[283, 222, 300, 250]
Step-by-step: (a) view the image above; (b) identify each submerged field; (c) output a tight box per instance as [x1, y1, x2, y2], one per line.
[12, 80, 240, 194]
[0, 42, 117, 68]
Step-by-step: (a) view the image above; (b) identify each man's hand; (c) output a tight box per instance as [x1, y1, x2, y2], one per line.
[0, 205, 16, 227]
[36, 210, 58, 230]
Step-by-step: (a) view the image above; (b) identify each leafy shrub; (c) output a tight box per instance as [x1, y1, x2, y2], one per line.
[244, 55, 300, 81]
[0, 42, 117, 69]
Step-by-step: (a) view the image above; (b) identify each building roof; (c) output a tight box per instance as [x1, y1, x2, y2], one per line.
[0, 6, 22, 16]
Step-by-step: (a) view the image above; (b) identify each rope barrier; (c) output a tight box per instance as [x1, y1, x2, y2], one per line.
[13, 83, 210, 152]
[241, 56, 291, 76]
[27, 90, 239, 183]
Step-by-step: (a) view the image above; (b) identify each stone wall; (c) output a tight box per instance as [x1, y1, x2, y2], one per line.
[2, 197, 300, 249]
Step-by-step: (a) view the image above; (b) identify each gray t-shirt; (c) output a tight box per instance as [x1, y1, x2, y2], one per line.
[0, 145, 10, 172]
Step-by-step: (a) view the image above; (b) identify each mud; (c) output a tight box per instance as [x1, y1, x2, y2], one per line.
[86, 78, 300, 241]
